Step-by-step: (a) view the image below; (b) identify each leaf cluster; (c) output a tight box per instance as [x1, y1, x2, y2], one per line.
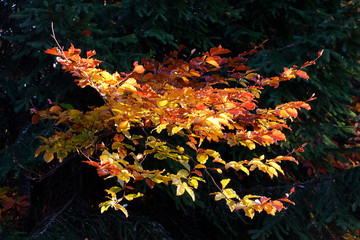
[32, 44, 315, 219]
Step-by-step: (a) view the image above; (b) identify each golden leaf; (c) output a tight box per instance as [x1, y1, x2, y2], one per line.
[206, 59, 220, 68]
[197, 153, 208, 164]
[220, 179, 231, 189]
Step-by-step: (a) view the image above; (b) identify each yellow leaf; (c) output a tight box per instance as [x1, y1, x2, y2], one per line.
[204, 149, 220, 158]
[49, 105, 62, 114]
[266, 166, 278, 179]
[226, 199, 236, 212]
[183, 183, 195, 201]
[171, 126, 183, 135]
[197, 153, 208, 164]
[223, 188, 238, 199]
[268, 162, 284, 175]
[243, 194, 262, 199]
[188, 178, 199, 189]
[206, 59, 220, 68]
[124, 192, 143, 201]
[181, 76, 189, 84]
[157, 99, 168, 108]
[195, 164, 206, 169]
[240, 81, 248, 87]
[213, 158, 225, 165]
[244, 73, 259, 81]
[177, 169, 189, 178]
[155, 123, 168, 133]
[278, 109, 289, 118]
[117, 169, 133, 183]
[220, 179, 231, 189]
[116, 204, 129, 218]
[100, 204, 110, 213]
[176, 184, 185, 196]
[117, 120, 130, 131]
[43, 151, 54, 163]
[214, 192, 225, 201]
[239, 165, 250, 175]
[245, 140, 256, 150]
[244, 207, 255, 219]
[99, 71, 112, 82]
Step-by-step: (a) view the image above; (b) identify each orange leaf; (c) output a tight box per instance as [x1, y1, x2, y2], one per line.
[45, 47, 61, 56]
[263, 203, 277, 215]
[133, 61, 145, 73]
[295, 70, 309, 79]
[242, 101, 256, 110]
[285, 108, 298, 117]
[271, 130, 286, 141]
[271, 200, 284, 211]
[209, 45, 231, 56]
[86, 50, 96, 58]
[43, 151, 54, 163]
[279, 198, 295, 205]
[68, 44, 81, 56]
[299, 102, 311, 110]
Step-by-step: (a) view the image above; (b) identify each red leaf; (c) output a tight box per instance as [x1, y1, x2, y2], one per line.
[235, 65, 250, 71]
[318, 50, 324, 57]
[81, 29, 91, 36]
[209, 45, 231, 56]
[146, 179, 155, 189]
[294, 143, 307, 153]
[191, 170, 202, 177]
[31, 114, 41, 124]
[178, 45, 186, 52]
[279, 198, 295, 205]
[97, 169, 109, 177]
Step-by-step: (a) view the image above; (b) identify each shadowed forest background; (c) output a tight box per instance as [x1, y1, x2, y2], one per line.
[0, 0, 360, 239]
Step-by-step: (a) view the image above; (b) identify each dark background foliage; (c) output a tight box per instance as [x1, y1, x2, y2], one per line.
[1, 0, 359, 239]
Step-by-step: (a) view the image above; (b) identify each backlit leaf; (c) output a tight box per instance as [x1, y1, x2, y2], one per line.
[197, 153, 208, 164]
[206, 58, 220, 68]
[220, 178, 231, 189]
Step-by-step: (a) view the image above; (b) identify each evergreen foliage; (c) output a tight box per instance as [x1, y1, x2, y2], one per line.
[1, 0, 359, 239]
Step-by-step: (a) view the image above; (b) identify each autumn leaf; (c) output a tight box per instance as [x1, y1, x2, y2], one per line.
[206, 57, 220, 68]
[271, 130, 286, 141]
[295, 70, 309, 79]
[45, 47, 61, 56]
[197, 153, 208, 164]
[209, 45, 231, 56]
[133, 61, 145, 73]
[81, 29, 91, 36]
